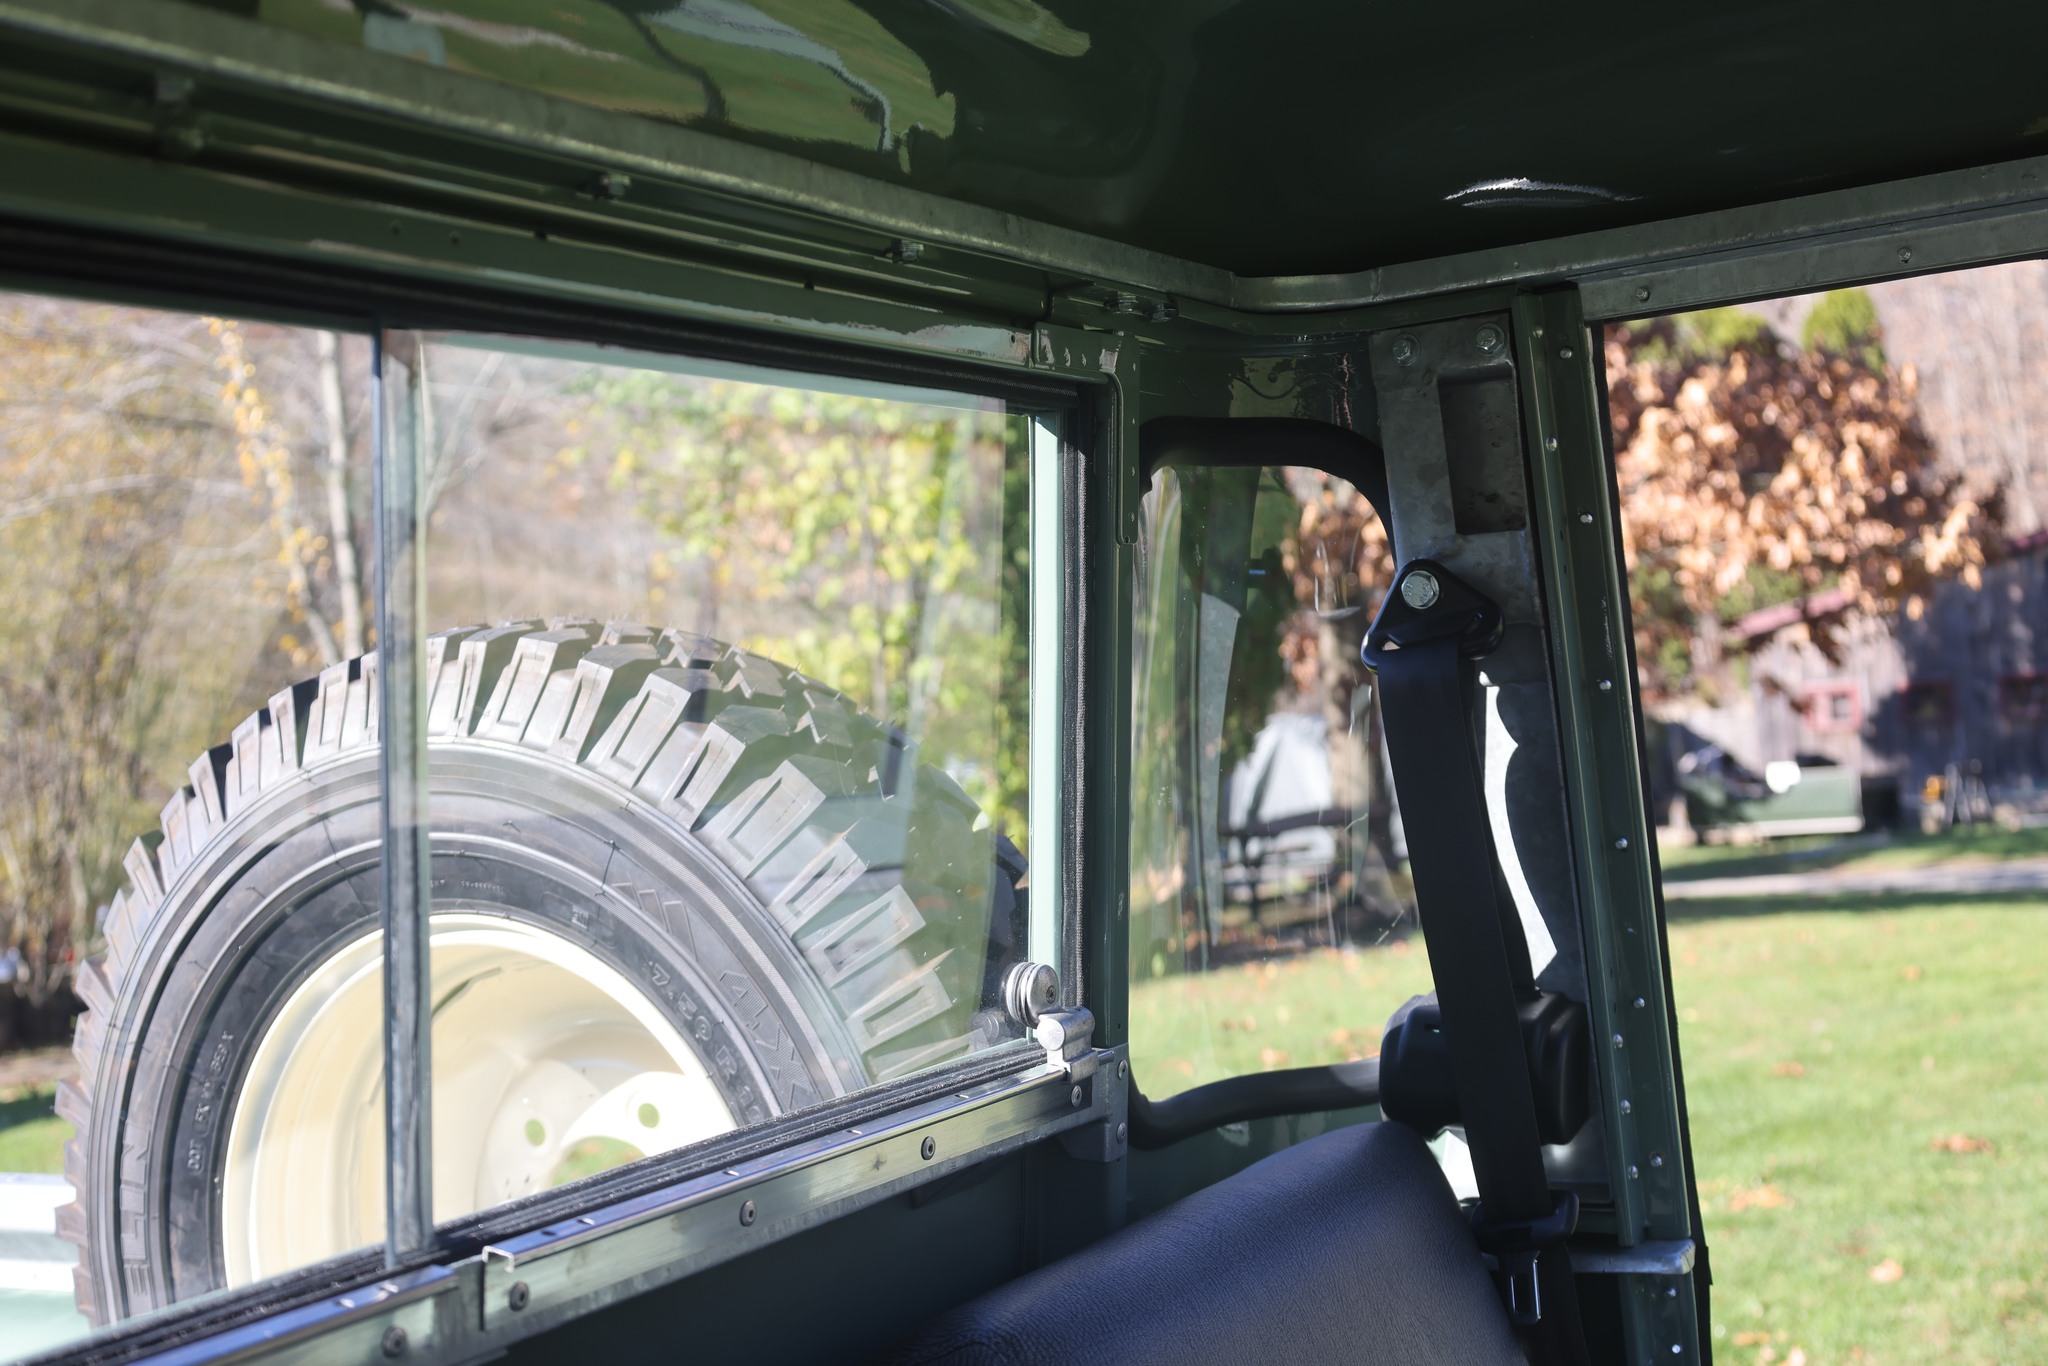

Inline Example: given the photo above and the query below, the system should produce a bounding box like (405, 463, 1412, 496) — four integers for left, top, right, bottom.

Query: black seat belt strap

(1365, 559, 1588, 1363)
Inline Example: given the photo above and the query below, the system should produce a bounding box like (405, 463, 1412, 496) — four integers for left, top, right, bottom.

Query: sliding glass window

(0, 301, 1062, 1361)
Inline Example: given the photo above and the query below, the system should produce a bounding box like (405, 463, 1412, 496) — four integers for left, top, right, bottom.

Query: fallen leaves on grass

(1771, 1061, 1807, 1078)
(1929, 1133, 1995, 1154)
(1218, 1015, 1259, 1034)
(1258, 1047, 1289, 1070)
(1869, 1258, 1905, 1283)
(1729, 1183, 1792, 1212)
(1902, 964, 1925, 981)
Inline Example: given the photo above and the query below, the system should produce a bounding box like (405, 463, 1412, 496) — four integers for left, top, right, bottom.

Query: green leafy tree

(574, 373, 1031, 845)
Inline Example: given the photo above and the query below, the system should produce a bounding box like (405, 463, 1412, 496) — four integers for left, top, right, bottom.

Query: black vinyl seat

(874, 1120, 1523, 1365)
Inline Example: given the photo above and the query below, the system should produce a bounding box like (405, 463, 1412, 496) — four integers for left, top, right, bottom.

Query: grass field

(1129, 888, 2048, 1364)
(0, 1085, 65, 1174)
(1673, 893, 2048, 1364)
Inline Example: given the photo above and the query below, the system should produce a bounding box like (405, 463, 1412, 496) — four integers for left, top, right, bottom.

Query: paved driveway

(1663, 855, 2048, 900)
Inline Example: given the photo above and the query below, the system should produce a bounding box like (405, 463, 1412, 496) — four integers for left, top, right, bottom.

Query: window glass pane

(0, 295, 385, 1359)
(1619, 266, 2048, 1362)
(1128, 464, 1425, 1100)
(406, 335, 1039, 1219)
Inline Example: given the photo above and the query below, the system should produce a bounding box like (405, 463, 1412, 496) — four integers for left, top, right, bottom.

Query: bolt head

(1614, 836, 1630, 850)
(1628, 1164, 1640, 1179)
(1399, 570, 1440, 610)
(1116, 1121, 1129, 1144)
(920, 1135, 937, 1161)
(1475, 324, 1505, 355)
(1545, 436, 1560, 452)
(1117, 1058, 1129, 1080)
(1613, 1032, 1626, 1048)
(1634, 996, 1647, 1009)
(382, 1326, 409, 1358)
(1070, 1083, 1084, 1107)
(508, 1281, 530, 1312)
(1899, 246, 1913, 263)
(739, 1199, 757, 1226)
(1635, 286, 1652, 303)
(1598, 678, 1613, 692)
(1390, 334, 1419, 365)
(1651, 1152, 1666, 1168)
(1558, 346, 1575, 360)
(1619, 1099, 1632, 1114)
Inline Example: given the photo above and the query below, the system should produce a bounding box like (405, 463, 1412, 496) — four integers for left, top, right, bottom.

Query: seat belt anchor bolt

(1399, 569, 1440, 609)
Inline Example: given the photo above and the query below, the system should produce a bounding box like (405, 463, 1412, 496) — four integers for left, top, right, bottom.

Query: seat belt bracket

(1362, 559, 1504, 670)
(1473, 1191, 1580, 1327)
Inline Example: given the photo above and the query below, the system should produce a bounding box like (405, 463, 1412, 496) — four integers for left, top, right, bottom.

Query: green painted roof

(231, 0, 2048, 277)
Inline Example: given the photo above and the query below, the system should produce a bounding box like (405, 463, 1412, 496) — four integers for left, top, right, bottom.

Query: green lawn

(0, 1085, 69, 1174)
(1129, 938, 1435, 1097)
(1673, 894, 2048, 1364)
(1130, 891, 2048, 1364)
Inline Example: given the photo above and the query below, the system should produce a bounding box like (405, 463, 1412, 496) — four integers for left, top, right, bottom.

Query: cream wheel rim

(220, 912, 737, 1286)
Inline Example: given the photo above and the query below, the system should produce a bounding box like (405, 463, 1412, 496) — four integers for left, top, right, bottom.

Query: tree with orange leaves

(1606, 305, 2000, 698)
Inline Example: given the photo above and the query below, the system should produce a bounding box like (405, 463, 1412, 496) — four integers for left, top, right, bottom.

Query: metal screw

(1635, 286, 1652, 303)
(1579, 513, 1594, 524)
(1475, 324, 1505, 355)
(1070, 1084, 1084, 1107)
(1898, 246, 1913, 264)
(381, 1326, 408, 1358)
(1558, 346, 1575, 360)
(1667, 1287, 1679, 1298)
(739, 1199, 757, 1226)
(1532, 326, 1545, 339)
(1672, 1345, 1683, 1356)
(1400, 569, 1441, 610)
(1614, 836, 1630, 850)
(1545, 436, 1560, 452)
(1619, 1099, 1632, 1114)
(1117, 1059, 1129, 1080)
(1116, 1121, 1129, 1144)
(1651, 1152, 1666, 1169)
(920, 1136, 937, 1161)
(888, 238, 924, 264)
(1628, 1164, 1640, 1179)
(1613, 1033, 1626, 1048)
(1598, 679, 1613, 692)
(1148, 300, 1178, 323)
(1391, 335, 1419, 366)
(508, 1281, 530, 1312)
(1634, 997, 1647, 1009)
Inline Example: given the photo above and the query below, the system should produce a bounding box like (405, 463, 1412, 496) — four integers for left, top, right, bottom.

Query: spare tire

(58, 619, 1025, 1321)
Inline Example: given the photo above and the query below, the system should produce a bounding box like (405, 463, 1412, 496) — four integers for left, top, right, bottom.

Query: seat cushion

(873, 1120, 1523, 1366)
